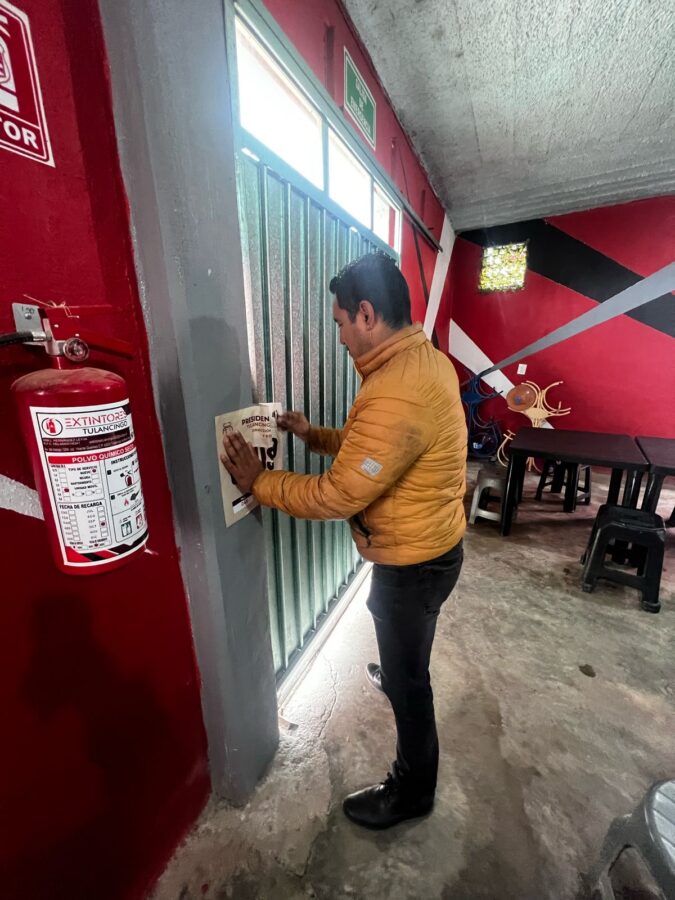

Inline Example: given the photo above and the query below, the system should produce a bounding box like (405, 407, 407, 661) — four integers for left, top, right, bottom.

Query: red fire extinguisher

(6, 303, 149, 575)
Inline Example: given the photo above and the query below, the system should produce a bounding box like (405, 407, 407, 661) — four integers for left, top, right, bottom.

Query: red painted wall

(447, 198, 675, 437)
(0, 2, 209, 898)
(262, 0, 445, 324)
(549, 197, 675, 277)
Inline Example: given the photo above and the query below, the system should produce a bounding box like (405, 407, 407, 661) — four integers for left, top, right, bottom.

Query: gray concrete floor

(152, 466, 675, 900)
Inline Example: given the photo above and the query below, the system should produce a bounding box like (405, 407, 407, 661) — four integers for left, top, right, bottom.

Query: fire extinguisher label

(30, 400, 149, 567)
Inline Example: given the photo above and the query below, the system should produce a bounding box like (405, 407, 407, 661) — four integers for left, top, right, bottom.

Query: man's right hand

(277, 410, 310, 443)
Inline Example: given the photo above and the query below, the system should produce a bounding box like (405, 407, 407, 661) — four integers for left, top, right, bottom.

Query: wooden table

(501, 428, 649, 536)
(637, 437, 675, 519)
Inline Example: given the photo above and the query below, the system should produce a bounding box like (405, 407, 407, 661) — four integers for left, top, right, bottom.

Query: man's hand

(220, 431, 264, 494)
(277, 411, 310, 442)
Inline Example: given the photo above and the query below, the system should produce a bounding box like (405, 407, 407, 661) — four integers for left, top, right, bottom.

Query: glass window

(328, 129, 372, 229)
(235, 21, 323, 189)
(479, 242, 528, 292)
(373, 183, 400, 251)
(234, 18, 402, 251)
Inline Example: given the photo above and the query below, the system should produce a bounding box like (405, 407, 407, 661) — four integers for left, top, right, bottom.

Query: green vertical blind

(237, 151, 393, 677)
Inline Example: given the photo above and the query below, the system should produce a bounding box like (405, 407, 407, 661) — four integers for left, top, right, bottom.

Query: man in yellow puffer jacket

(222, 251, 467, 830)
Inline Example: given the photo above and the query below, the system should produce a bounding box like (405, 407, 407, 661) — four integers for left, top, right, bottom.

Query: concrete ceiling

(343, 0, 675, 230)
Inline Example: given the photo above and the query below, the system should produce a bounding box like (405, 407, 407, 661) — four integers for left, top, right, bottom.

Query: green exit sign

(344, 49, 376, 149)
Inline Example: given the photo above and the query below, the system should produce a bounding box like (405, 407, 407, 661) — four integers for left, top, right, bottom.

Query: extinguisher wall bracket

(11, 304, 79, 360)
(11, 302, 133, 362)
(11, 303, 48, 345)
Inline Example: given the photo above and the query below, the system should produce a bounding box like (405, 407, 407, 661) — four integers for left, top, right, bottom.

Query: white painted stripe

(423, 215, 455, 338)
(449, 320, 553, 428)
(0, 474, 44, 520)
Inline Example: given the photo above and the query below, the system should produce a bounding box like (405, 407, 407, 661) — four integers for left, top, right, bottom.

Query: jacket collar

(355, 323, 427, 379)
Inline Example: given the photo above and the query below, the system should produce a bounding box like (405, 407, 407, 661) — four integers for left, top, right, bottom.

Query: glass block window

(479, 242, 528, 292)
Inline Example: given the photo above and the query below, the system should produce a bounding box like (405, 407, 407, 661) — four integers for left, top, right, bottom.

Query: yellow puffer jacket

(253, 324, 467, 565)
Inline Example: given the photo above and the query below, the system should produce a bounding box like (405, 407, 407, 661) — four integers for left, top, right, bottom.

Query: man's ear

(359, 300, 377, 329)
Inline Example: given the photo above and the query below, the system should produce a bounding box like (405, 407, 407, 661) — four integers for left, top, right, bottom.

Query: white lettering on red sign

(31, 400, 149, 567)
(0, 0, 53, 165)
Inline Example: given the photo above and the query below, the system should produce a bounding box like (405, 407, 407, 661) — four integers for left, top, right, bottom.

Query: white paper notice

(215, 402, 283, 527)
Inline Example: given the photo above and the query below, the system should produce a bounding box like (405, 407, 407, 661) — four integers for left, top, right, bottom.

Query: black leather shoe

(366, 662, 384, 693)
(342, 774, 434, 829)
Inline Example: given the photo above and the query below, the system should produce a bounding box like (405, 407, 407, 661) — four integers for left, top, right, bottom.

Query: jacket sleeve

(306, 425, 343, 457)
(253, 395, 433, 520)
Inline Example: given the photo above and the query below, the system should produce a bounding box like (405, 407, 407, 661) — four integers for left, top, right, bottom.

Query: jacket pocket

(350, 512, 372, 546)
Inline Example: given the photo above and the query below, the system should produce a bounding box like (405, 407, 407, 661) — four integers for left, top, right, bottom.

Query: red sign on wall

(0, 0, 53, 165)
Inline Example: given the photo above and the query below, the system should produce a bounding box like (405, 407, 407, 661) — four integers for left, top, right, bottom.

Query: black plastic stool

(536, 460, 591, 510)
(581, 505, 666, 613)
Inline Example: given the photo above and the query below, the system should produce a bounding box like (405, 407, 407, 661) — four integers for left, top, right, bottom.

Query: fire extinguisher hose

(0, 331, 36, 348)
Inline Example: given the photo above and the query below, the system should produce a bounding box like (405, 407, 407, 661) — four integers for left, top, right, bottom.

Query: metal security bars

(228, 3, 400, 678)
(237, 149, 394, 675)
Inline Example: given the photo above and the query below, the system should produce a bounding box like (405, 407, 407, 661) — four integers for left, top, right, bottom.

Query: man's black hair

(329, 250, 412, 328)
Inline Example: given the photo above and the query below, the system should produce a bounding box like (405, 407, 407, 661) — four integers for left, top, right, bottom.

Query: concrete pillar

(98, 0, 279, 803)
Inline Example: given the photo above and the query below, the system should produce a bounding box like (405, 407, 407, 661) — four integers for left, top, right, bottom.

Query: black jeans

(366, 541, 463, 797)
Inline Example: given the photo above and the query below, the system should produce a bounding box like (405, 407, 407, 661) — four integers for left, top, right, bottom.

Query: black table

(637, 437, 675, 517)
(501, 428, 649, 536)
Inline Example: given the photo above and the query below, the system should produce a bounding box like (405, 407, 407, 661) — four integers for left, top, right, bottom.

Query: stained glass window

(479, 242, 528, 292)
